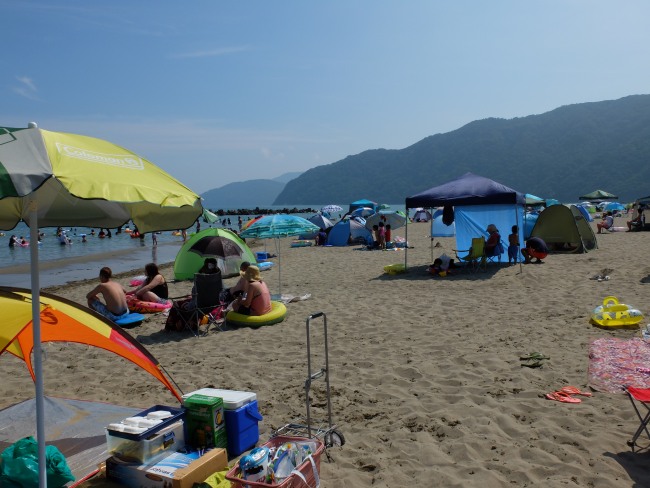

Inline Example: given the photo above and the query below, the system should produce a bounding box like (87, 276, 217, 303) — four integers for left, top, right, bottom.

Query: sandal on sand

(522, 360, 544, 368)
(559, 386, 592, 397)
(545, 391, 581, 403)
(520, 352, 550, 361)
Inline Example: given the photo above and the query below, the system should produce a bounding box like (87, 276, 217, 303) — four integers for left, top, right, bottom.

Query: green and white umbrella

(0, 124, 201, 487)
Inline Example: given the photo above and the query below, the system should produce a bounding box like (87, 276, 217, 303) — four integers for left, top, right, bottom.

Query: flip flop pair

(520, 352, 550, 368)
(520, 352, 550, 361)
(545, 391, 581, 403)
(559, 386, 592, 397)
(545, 386, 592, 403)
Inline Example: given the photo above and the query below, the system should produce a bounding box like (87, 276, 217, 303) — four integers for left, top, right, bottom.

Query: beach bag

(165, 298, 194, 332)
(0, 436, 75, 488)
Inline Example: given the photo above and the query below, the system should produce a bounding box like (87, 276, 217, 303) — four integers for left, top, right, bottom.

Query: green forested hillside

(273, 95, 650, 204)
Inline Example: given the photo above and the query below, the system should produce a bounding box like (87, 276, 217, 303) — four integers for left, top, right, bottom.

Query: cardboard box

(184, 394, 227, 450)
(105, 448, 227, 488)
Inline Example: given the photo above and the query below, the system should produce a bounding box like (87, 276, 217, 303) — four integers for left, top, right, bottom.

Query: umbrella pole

(277, 238, 282, 298)
(29, 206, 48, 488)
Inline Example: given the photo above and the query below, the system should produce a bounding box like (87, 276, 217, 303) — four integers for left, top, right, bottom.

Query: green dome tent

(174, 228, 256, 280)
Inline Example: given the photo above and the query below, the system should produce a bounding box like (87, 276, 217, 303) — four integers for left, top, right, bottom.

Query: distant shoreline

(0, 241, 182, 289)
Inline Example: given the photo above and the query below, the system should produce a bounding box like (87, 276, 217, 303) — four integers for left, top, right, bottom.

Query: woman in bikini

(131, 262, 169, 303)
(232, 265, 272, 316)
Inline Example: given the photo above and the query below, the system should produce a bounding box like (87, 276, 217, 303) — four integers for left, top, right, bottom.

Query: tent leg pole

(517, 207, 523, 274)
(29, 207, 48, 488)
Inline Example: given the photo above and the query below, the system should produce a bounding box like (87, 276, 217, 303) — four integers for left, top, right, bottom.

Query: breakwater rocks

(211, 207, 318, 216)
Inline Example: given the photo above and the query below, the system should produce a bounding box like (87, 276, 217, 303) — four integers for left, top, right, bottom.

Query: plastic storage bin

(105, 404, 186, 441)
(182, 388, 262, 457)
(106, 420, 185, 464)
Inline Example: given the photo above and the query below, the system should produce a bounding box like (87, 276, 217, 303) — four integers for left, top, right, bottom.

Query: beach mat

(589, 337, 650, 393)
(0, 396, 141, 484)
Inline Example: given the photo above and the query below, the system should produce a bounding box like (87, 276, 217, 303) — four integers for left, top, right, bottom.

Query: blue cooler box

(255, 252, 270, 262)
(224, 400, 263, 456)
(181, 388, 262, 457)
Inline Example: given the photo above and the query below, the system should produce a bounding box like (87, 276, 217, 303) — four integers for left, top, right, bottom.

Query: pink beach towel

(589, 337, 650, 393)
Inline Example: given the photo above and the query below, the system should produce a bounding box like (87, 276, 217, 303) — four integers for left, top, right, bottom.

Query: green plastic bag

(0, 436, 75, 488)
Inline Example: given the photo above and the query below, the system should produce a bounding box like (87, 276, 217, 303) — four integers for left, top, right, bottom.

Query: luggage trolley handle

(305, 312, 333, 439)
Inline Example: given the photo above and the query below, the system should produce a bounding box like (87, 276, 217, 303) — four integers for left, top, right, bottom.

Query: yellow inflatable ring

(384, 263, 406, 275)
(590, 295, 644, 329)
(226, 301, 287, 328)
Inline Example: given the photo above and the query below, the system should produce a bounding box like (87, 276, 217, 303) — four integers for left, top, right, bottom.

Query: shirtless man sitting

(86, 267, 129, 321)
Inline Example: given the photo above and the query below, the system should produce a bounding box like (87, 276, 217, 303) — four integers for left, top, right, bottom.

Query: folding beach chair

(453, 237, 487, 273)
(169, 272, 225, 336)
(485, 241, 504, 265)
(624, 386, 650, 451)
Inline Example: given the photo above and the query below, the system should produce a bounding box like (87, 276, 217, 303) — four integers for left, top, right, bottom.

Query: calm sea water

(0, 204, 405, 288)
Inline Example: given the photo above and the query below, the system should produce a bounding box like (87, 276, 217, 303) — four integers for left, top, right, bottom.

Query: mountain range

(201, 171, 302, 209)
(203, 95, 650, 209)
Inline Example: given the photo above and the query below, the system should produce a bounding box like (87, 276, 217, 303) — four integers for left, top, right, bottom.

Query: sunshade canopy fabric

(307, 214, 334, 230)
(365, 210, 407, 230)
(524, 193, 545, 205)
(578, 189, 618, 200)
(349, 199, 378, 213)
(239, 214, 320, 239)
(0, 286, 181, 401)
(0, 127, 201, 232)
(405, 172, 525, 208)
(320, 204, 342, 213)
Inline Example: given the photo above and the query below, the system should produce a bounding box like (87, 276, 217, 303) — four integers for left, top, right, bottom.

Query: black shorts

(237, 305, 251, 315)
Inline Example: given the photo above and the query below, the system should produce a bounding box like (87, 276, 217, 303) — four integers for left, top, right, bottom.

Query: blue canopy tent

(349, 199, 378, 213)
(405, 173, 525, 269)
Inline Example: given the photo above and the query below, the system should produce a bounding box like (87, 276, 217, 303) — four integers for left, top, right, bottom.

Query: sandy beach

(2, 216, 650, 487)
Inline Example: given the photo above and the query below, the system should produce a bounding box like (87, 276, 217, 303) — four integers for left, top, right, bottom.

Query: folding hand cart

(272, 312, 345, 450)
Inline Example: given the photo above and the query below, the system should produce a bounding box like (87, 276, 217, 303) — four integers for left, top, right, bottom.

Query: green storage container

(183, 394, 227, 449)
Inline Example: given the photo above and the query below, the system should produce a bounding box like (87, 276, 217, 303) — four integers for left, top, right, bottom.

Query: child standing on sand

(508, 225, 519, 265)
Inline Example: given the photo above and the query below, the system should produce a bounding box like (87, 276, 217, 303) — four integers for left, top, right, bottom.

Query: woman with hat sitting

(484, 224, 502, 257)
(232, 265, 272, 316)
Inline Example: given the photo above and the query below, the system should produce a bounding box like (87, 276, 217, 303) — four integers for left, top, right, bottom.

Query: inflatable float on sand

(590, 296, 644, 329)
(226, 301, 287, 328)
(127, 295, 172, 314)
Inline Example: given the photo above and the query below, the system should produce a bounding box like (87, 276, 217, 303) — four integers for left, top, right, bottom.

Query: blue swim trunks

(89, 300, 129, 322)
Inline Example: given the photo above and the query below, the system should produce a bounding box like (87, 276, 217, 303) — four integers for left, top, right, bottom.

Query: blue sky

(3, 1, 649, 194)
